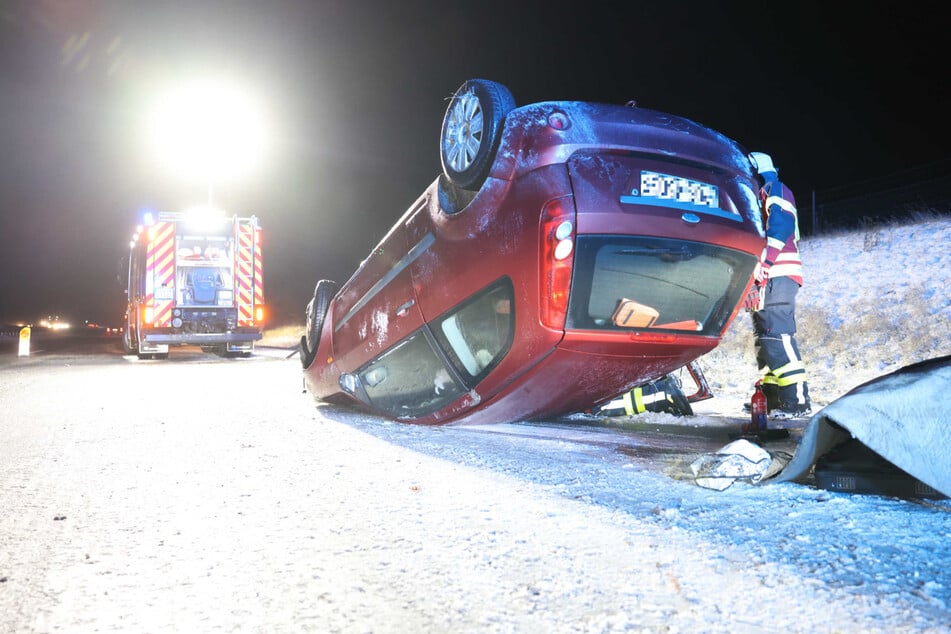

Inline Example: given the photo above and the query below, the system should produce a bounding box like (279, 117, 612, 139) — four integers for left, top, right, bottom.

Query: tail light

(255, 306, 265, 323)
(539, 196, 576, 329)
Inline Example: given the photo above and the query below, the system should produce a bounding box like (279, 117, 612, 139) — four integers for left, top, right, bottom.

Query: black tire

(440, 79, 515, 191)
(301, 279, 339, 368)
(122, 326, 136, 354)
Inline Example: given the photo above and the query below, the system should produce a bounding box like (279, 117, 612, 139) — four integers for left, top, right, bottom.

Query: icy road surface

(0, 339, 948, 632)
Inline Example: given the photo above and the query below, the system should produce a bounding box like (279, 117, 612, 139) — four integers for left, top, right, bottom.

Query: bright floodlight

(147, 77, 269, 187)
(181, 203, 228, 232)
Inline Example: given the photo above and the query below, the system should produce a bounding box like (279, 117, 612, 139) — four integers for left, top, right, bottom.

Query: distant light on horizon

(38, 317, 71, 330)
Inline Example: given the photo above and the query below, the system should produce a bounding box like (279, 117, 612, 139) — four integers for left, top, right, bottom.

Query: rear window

(566, 236, 757, 336)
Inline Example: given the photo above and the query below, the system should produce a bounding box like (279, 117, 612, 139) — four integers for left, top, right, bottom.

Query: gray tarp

(773, 356, 951, 497)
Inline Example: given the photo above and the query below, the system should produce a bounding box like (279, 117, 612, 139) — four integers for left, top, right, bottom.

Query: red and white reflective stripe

(146, 222, 175, 326)
(253, 226, 263, 310)
(770, 252, 804, 281)
(236, 221, 255, 325)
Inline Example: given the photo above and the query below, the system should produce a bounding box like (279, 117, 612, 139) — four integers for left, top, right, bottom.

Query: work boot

(655, 374, 693, 416)
(769, 402, 813, 420)
(771, 382, 811, 419)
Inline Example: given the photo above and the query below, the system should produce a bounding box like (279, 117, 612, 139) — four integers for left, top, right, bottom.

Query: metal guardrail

(0, 326, 24, 339)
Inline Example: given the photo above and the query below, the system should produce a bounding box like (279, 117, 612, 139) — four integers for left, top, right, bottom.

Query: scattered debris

(691, 439, 791, 491)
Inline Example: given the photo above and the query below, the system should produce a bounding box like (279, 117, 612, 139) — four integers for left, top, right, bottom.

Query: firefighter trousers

(752, 276, 810, 409)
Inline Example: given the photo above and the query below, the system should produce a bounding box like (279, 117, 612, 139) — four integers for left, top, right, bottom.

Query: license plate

(639, 170, 718, 207)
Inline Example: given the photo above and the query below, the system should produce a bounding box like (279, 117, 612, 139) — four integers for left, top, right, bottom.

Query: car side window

(343, 278, 515, 419)
(356, 330, 466, 419)
(433, 278, 515, 384)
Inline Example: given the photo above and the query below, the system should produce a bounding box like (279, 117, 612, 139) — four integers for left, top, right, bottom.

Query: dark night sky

(0, 0, 947, 326)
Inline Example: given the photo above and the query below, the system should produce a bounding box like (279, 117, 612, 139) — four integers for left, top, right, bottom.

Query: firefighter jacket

(760, 180, 803, 285)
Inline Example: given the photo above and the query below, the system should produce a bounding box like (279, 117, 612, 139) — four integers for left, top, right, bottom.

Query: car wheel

(301, 279, 339, 368)
(440, 79, 515, 191)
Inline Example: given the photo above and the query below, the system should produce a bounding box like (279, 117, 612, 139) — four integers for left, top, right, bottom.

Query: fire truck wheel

(122, 329, 136, 354)
(302, 279, 339, 368)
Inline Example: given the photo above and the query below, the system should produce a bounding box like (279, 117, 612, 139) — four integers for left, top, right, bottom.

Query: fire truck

(122, 209, 264, 358)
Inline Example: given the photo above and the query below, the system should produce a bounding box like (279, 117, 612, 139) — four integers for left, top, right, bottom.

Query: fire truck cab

(123, 209, 264, 358)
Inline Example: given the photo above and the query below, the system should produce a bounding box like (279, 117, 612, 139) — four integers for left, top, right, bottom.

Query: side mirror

(339, 371, 372, 408)
(339, 372, 360, 395)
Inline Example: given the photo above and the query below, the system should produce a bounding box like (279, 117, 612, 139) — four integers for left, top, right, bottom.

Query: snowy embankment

(698, 215, 951, 409)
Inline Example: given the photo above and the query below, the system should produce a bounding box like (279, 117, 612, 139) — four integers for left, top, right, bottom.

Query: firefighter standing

(747, 152, 812, 418)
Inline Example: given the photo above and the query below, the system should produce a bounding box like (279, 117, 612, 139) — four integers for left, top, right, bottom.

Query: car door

(330, 198, 473, 420)
(329, 202, 427, 376)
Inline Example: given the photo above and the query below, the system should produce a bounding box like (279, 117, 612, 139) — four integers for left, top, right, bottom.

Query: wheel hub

(446, 91, 483, 172)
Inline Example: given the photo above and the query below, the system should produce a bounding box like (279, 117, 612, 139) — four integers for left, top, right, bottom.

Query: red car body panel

(302, 97, 764, 425)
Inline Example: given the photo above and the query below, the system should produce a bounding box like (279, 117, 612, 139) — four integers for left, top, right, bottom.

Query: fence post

(811, 190, 818, 234)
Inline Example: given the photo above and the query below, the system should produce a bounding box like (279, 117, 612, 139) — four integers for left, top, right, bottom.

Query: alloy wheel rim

(444, 89, 484, 173)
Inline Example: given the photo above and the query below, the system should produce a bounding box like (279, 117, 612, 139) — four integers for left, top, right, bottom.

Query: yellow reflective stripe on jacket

(771, 358, 807, 386)
(622, 390, 636, 415)
(632, 388, 647, 413)
(761, 374, 779, 386)
(623, 388, 648, 414)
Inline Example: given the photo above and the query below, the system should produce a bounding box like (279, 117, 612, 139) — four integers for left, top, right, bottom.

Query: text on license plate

(640, 171, 718, 208)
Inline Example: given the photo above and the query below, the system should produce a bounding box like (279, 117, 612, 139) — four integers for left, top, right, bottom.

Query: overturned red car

(300, 79, 764, 425)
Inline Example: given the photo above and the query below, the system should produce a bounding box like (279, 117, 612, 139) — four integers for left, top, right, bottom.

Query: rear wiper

(612, 247, 694, 261)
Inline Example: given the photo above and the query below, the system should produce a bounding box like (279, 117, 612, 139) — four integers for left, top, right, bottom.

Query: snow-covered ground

(2, 217, 949, 632)
(289, 216, 951, 630)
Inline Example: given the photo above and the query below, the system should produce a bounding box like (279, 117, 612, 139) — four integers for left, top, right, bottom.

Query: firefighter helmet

(749, 151, 778, 177)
